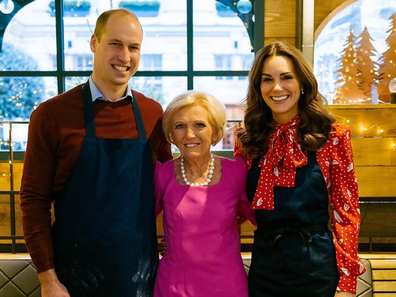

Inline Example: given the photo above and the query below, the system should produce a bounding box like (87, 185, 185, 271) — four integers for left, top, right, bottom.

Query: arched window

(314, 0, 396, 104)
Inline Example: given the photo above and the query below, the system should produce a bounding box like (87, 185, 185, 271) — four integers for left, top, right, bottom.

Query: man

(20, 9, 172, 297)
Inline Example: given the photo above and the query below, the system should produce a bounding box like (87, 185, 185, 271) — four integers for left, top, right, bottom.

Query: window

(0, 0, 263, 147)
(140, 54, 163, 71)
(215, 54, 253, 80)
(74, 55, 94, 71)
(0, 0, 262, 123)
(0, 0, 263, 252)
(314, 0, 396, 104)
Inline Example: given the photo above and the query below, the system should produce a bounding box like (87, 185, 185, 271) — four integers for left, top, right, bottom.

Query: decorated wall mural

(314, 0, 396, 104)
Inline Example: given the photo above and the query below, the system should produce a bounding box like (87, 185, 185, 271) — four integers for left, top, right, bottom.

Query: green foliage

(0, 44, 45, 120)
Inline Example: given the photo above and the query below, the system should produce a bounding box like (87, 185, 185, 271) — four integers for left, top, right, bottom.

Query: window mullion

(55, 0, 65, 94)
(187, 0, 194, 90)
(254, 0, 265, 53)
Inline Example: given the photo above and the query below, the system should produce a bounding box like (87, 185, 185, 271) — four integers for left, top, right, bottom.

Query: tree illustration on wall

(334, 31, 368, 104)
(314, 1, 396, 105)
(377, 12, 396, 103)
(355, 26, 381, 102)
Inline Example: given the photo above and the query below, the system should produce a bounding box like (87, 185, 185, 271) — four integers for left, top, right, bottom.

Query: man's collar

(89, 76, 133, 103)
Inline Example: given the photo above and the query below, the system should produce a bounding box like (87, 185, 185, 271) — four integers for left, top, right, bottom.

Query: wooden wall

(330, 105, 396, 199)
(264, 0, 296, 45)
(264, 0, 352, 46)
(0, 162, 24, 247)
(330, 105, 396, 250)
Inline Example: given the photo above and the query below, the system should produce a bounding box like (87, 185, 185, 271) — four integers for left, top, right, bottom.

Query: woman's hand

(334, 291, 355, 297)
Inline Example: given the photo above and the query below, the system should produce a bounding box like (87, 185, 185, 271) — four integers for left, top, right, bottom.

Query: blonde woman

(154, 91, 255, 297)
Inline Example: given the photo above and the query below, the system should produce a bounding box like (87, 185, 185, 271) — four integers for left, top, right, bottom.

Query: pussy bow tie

(251, 116, 308, 210)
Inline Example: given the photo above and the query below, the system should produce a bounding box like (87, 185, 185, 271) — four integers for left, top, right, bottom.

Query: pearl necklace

(180, 154, 215, 186)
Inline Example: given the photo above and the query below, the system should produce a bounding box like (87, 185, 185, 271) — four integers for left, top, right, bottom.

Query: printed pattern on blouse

(234, 123, 366, 294)
(250, 115, 308, 210)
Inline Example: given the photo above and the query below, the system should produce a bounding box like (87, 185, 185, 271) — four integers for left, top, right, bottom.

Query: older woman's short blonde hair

(162, 91, 226, 145)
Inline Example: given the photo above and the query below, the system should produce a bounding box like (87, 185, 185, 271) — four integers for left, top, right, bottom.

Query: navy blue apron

(248, 152, 339, 297)
(52, 81, 158, 297)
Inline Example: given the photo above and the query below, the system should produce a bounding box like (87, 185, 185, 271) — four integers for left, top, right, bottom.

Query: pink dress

(154, 156, 255, 297)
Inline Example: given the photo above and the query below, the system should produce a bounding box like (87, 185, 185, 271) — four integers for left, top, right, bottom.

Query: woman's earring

(300, 87, 304, 94)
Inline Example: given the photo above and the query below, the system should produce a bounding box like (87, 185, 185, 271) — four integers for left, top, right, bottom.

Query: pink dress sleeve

(328, 125, 366, 293)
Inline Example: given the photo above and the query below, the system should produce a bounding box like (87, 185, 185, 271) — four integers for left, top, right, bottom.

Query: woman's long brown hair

(238, 42, 335, 158)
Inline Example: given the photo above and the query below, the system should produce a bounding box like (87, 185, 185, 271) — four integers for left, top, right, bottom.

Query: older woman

(154, 91, 255, 297)
(235, 41, 365, 297)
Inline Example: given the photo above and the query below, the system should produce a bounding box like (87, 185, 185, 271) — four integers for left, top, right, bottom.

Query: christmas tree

(377, 13, 396, 103)
(355, 26, 381, 103)
(334, 31, 367, 104)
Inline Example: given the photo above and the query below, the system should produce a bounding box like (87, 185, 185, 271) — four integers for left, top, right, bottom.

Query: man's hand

(158, 235, 166, 257)
(334, 291, 355, 297)
(38, 269, 70, 297)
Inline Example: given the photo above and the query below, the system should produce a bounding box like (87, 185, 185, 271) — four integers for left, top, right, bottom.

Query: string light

(332, 110, 393, 141)
(359, 125, 366, 133)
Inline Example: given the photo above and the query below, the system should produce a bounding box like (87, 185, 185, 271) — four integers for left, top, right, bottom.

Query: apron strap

(246, 157, 261, 203)
(82, 81, 147, 140)
(82, 81, 96, 138)
(131, 90, 147, 140)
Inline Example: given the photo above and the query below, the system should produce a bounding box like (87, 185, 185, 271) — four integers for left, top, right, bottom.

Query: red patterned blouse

(234, 123, 366, 294)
